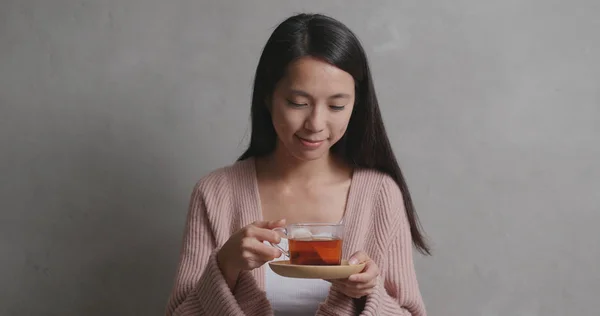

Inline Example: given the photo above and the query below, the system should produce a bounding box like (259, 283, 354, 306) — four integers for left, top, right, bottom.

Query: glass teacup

(270, 223, 344, 265)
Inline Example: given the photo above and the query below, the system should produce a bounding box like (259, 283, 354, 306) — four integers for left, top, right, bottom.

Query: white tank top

(264, 238, 331, 315)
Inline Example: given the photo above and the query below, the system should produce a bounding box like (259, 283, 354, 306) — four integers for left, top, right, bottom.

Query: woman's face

(270, 56, 355, 161)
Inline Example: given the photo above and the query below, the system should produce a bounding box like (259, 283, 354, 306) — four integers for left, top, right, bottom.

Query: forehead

(279, 56, 355, 96)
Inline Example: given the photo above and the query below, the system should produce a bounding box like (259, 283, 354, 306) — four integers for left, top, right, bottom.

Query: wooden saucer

(268, 259, 365, 279)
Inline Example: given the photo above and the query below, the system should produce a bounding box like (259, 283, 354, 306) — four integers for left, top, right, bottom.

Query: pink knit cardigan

(165, 158, 427, 315)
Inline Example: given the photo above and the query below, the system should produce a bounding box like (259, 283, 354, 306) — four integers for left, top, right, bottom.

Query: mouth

(296, 135, 325, 148)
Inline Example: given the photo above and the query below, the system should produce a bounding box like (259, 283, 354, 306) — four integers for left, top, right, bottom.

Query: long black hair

(239, 13, 430, 255)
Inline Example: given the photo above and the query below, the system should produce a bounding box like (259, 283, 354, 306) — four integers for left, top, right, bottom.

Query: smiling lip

(296, 136, 325, 148)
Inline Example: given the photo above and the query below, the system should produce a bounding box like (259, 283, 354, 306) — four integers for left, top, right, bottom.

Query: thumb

(267, 219, 287, 229)
(250, 220, 270, 228)
(348, 251, 369, 265)
(251, 219, 286, 229)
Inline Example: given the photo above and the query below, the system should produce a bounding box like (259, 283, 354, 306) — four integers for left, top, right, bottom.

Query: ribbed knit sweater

(165, 158, 427, 315)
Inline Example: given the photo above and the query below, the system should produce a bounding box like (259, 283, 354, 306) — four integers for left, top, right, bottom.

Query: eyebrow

(290, 89, 351, 99)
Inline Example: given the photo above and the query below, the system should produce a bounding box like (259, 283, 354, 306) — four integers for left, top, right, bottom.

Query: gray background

(1, 0, 599, 315)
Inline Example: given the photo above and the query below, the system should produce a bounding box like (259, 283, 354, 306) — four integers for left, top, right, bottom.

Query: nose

(303, 106, 326, 133)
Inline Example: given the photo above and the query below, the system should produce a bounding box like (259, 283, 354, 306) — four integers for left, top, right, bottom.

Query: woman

(165, 13, 429, 316)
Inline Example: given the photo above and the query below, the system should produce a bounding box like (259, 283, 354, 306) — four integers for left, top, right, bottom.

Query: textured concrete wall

(1, 1, 599, 315)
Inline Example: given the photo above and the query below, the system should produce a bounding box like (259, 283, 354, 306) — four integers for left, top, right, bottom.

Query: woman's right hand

(216, 219, 286, 289)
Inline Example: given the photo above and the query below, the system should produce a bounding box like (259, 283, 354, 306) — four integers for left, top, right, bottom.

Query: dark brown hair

(239, 13, 430, 255)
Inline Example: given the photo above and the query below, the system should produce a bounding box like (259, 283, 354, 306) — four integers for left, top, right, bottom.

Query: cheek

(271, 111, 288, 137)
(271, 105, 301, 135)
(332, 112, 353, 137)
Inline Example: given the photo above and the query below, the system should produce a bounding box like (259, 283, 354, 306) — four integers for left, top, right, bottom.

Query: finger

(348, 271, 375, 283)
(325, 278, 352, 285)
(242, 237, 282, 259)
(333, 277, 377, 291)
(348, 251, 369, 265)
(251, 219, 286, 229)
(356, 288, 376, 298)
(345, 284, 376, 298)
(244, 225, 281, 243)
(267, 219, 286, 229)
(351, 278, 378, 290)
(348, 261, 379, 282)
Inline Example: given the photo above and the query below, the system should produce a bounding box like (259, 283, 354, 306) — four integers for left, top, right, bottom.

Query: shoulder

(192, 158, 253, 198)
(359, 168, 407, 226)
(358, 168, 404, 202)
(185, 159, 255, 228)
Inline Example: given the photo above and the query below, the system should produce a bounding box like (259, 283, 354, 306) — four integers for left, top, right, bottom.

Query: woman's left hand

(329, 251, 380, 299)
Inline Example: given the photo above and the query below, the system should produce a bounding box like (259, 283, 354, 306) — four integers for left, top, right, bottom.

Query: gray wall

(1, 1, 599, 315)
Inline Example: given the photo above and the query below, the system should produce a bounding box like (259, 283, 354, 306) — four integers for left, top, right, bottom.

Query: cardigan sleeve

(316, 175, 427, 316)
(360, 221, 427, 315)
(164, 182, 272, 316)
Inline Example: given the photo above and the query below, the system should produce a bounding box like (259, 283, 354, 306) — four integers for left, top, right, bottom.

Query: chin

(291, 149, 329, 161)
(277, 138, 333, 161)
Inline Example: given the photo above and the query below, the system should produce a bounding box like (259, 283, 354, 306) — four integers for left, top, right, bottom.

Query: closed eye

(330, 105, 346, 111)
(286, 100, 308, 107)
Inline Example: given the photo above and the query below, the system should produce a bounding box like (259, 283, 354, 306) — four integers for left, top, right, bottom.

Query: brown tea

(289, 237, 342, 265)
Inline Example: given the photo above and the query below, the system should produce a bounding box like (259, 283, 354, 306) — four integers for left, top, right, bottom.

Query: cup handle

(269, 227, 289, 258)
